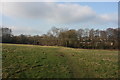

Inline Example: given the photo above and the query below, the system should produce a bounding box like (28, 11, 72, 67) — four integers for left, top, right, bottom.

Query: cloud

(9, 26, 43, 35)
(1, 2, 118, 24)
(1, 0, 119, 2)
(90, 13, 118, 25)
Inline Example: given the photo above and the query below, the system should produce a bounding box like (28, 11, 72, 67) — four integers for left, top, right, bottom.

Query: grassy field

(2, 43, 118, 78)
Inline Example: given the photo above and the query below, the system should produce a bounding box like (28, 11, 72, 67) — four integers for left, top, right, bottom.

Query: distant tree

(59, 29, 78, 48)
(1, 26, 119, 49)
(1, 27, 12, 43)
(77, 29, 84, 41)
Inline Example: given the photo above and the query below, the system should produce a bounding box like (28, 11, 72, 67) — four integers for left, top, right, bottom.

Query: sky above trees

(0, 2, 118, 35)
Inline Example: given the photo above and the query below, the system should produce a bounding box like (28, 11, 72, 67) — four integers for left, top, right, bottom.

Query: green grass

(2, 43, 118, 78)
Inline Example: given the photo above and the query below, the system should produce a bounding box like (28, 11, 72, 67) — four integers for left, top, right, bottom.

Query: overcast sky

(0, 2, 118, 35)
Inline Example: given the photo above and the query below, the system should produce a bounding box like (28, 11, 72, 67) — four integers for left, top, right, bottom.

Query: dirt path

(59, 48, 81, 78)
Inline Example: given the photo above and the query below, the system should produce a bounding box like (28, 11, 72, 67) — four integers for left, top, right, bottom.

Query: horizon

(0, 26, 119, 36)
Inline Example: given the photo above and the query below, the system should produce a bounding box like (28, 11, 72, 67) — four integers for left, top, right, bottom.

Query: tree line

(0, 27, 120, 49)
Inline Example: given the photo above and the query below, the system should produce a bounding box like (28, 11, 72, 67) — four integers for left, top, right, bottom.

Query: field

(2, 44, 118, 78)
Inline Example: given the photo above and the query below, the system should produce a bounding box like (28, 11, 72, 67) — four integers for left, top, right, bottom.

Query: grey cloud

(1, 2, 118, 24)
(9, 26, 43, 35)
